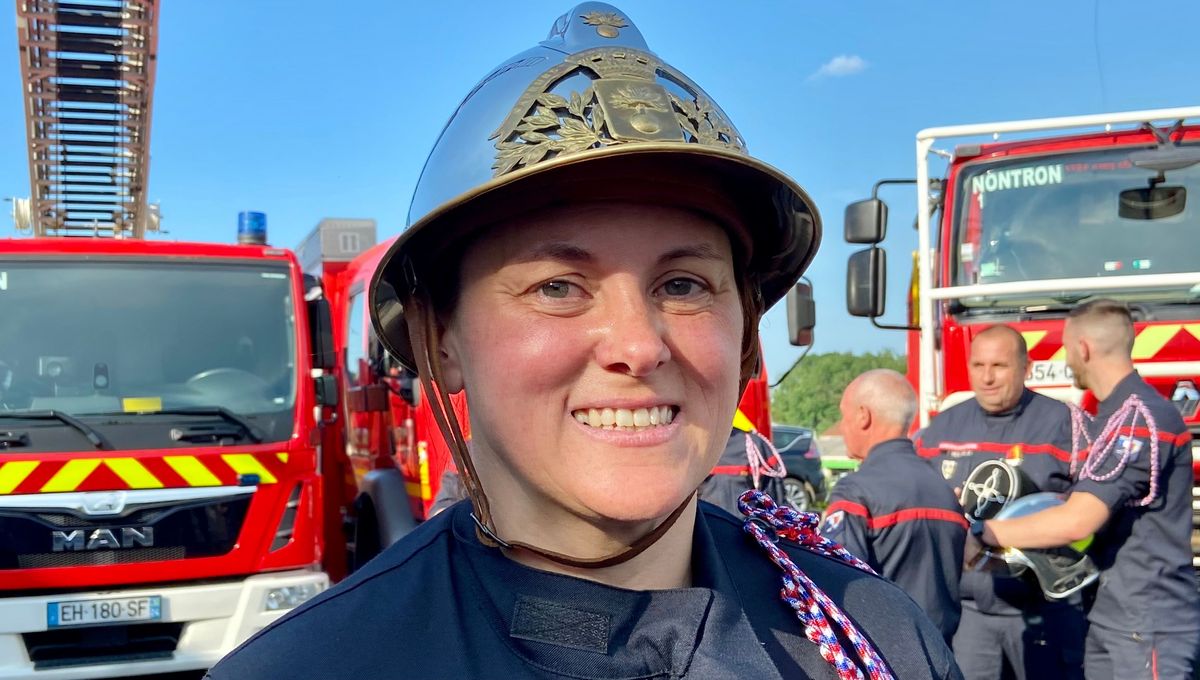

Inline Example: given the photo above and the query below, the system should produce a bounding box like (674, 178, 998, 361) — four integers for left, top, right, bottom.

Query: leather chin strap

(406, 288, 695, 570)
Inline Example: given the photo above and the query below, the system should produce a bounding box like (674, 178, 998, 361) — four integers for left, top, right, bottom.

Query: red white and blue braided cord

(738, 490, 895, 680)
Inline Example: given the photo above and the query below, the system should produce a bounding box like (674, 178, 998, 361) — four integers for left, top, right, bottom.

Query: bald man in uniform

(822, 369, 967, 643)
(973, 300, 1199, 680)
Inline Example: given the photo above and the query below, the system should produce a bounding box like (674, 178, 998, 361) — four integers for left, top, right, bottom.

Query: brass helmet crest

(372, 2, 821, 370)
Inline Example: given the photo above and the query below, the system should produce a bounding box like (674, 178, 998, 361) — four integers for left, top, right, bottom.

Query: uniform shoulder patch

(941, 460, 957, 480)
(1115, 435, 1144, 461)
(821, 510, 845, 535)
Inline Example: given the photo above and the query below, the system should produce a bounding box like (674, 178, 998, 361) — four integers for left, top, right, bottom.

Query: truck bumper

(0, 568, 328, 679)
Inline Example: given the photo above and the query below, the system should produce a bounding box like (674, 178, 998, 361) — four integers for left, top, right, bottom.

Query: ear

(1078, 337, 1092, 364)
(1023, 359, 1034, 381)
(857, 404, 872, 431)
(435, 319, 466, 394)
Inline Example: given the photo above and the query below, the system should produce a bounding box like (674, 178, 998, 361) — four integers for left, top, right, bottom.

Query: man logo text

(52, 527, 154, 551)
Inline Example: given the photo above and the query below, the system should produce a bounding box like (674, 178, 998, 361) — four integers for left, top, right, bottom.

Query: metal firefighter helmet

(972, 492, 1100, 600)
(370, 1, 821, 371)
(959, 459, 1034, 523)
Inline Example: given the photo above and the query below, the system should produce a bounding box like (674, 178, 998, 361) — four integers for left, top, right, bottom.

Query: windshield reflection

(0, 260, 296, 438)
(952, 145, 1200, 306)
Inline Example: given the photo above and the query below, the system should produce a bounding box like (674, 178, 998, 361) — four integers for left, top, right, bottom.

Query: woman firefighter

(207, 4, 960, 678)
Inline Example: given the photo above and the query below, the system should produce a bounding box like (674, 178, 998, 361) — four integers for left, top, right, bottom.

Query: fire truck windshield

(0, 260, 297, 439)
(951, 144, 1200, 307)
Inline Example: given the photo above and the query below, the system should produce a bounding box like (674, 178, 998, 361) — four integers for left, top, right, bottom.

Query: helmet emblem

(965, 468, 1009, 516)
(490, 48, 746, 177)
(580, 11, 627, 38)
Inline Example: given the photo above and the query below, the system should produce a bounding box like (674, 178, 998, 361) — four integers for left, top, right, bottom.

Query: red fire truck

(842, 107, 1200, 565)
(327, 230, 791, 566)
(0, 223, 346, 677)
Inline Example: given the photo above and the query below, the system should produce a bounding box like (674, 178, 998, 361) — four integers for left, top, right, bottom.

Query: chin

(572, 474, 700, 524)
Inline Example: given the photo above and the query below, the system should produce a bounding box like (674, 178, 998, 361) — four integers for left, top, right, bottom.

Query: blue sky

(2, 1, 1198, 382)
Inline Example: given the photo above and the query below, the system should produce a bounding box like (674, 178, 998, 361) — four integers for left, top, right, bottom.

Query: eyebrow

(518, 242, 726, 265)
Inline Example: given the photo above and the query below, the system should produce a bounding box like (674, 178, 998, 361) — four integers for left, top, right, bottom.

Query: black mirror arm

(871, 178, 918, 199)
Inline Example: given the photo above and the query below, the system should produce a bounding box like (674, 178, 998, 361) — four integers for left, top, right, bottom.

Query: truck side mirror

(847, 248, 886, 317)
(307, 298, 335, 370)
(786, 282, 816, 347)
(315, 374, 339, 407)
(845, 199, 888, 244)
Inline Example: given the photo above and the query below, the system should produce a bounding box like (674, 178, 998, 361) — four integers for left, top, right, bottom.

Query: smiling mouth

(571, 405, 677, 430)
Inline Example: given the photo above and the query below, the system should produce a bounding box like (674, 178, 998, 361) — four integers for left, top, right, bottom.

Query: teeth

(572, 405, 676, 430)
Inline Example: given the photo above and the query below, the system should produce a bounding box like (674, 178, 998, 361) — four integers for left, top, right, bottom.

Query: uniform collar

(1097, 371, 1142, 417)
(448, 501, 781, 678)
(862, 437, 917, 467)
(973, 388, 1034, 420)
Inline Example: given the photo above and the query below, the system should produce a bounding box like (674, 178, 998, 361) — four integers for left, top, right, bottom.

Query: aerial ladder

(13, 0, 159, 237)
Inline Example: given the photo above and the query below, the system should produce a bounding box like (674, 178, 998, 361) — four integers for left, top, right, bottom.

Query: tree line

(771, 351, 906, 434)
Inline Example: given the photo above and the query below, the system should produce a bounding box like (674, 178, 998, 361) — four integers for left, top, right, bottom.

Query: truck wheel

(782, 477, 816, 513)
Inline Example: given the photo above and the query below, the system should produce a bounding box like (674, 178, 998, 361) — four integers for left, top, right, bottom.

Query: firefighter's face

(968, 333, 1030, 413)
(439, 202, 744, 541)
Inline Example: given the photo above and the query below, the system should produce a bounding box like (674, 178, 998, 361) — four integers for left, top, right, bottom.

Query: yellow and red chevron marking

(1020, 324, 1200, 362)
(0, 452, 289, 495)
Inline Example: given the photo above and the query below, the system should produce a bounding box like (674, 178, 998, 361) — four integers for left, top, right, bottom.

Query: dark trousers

(953, 603, 1086, 680)
(1084, 622, 1199, 680)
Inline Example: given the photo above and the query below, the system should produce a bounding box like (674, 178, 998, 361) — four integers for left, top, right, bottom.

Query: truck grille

(23, 622, 183, 669)
(18, 547, 184, 569)
(0, 494, 251, 570)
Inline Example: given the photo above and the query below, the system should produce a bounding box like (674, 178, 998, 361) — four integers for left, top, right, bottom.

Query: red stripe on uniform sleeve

(826, 500, 871, 518)
(1113, 426, 1192, 447)
(867, 508, 969, 530)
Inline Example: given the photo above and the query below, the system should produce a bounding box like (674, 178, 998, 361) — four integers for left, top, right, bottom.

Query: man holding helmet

(207, 3, 959, 679)
(915, 325, 1086, 679)
(970, 300, 1199, 679)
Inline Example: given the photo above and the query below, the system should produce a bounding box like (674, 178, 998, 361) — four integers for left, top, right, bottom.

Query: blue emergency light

(238, 211, 268, 245)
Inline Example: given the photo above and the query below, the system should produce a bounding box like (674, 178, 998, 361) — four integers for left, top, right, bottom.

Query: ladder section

(15, 0, 159, 237)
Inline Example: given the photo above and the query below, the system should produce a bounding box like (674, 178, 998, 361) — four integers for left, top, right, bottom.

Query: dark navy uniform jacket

(822, 438, 968, 642)
(699, 428, 787, 517)
(1072, 372, 1199, 634)
(207, 500, 962, 679)
(914, 390, 1072, 615)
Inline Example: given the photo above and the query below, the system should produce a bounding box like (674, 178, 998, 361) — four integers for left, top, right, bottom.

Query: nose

(594, 286, 671, 377)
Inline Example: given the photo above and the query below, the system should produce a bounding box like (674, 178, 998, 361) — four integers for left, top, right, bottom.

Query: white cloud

(808, 54, 868, 81)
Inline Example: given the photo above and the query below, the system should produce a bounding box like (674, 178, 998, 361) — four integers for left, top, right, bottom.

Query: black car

(771, 424, 825, 512)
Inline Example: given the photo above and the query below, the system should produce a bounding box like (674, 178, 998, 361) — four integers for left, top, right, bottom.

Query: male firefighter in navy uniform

(915, 324, 1086, 678)
(699, 410, 787, 517)
(823, 369, 967, 643)
(973, 300, 1199, 680)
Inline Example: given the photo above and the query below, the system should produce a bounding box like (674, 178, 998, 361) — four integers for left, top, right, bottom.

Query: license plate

(48, 595, 161, 628)
(1028, 360, 1074, 387)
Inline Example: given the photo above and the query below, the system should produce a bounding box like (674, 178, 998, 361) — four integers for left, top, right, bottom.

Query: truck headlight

(263, 583, 324, 612)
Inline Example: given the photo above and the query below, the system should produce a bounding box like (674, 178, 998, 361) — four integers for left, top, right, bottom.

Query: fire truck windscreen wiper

(0, 410, 112, 450)
(111, 407, 266, 444)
